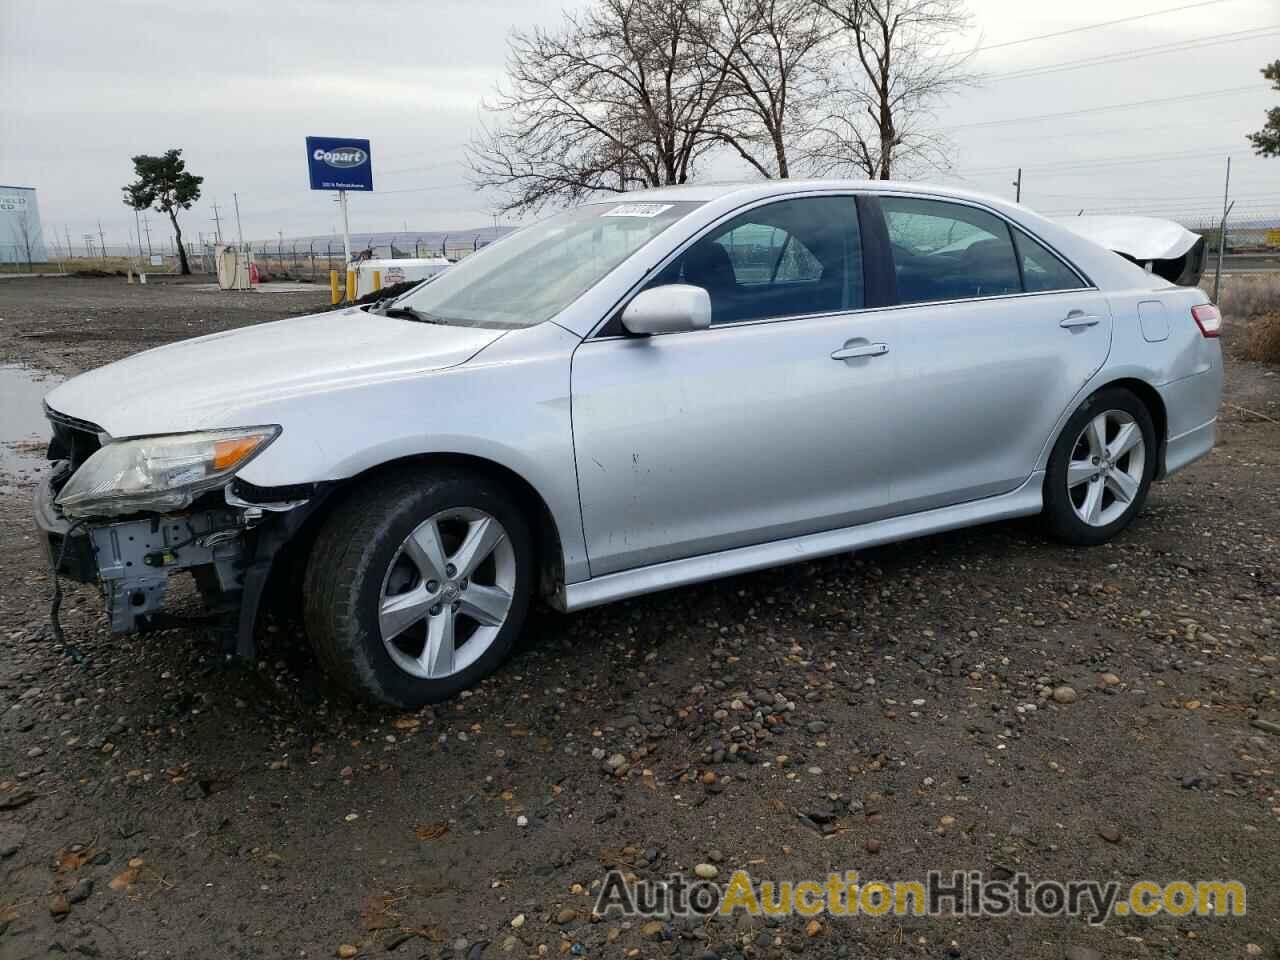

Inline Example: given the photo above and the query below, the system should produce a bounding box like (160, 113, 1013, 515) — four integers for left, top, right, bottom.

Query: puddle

(0, 363, 62, 493)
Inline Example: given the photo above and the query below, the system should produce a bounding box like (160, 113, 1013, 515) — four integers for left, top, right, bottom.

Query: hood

(44, 307, 505, 437)
(1058, 216, 1201, 261)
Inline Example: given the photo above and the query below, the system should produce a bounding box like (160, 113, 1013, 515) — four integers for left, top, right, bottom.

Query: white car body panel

(45, 307, 504, 436)
(1059, 215, 1202, 262)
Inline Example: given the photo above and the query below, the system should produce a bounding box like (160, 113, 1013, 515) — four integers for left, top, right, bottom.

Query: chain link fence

(3, 218, 1273, 275)
(0, 235, 489, 276)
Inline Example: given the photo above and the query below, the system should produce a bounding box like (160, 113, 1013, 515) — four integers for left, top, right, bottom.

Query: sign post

(305, 136, 373, 273)
(339, 190, 352, 267)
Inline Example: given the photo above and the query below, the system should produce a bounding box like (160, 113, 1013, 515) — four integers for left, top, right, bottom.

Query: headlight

(56, 426, 281, 518)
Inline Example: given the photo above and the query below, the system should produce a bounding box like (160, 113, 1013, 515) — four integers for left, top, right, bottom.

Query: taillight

(1191, 304, 1221, 338)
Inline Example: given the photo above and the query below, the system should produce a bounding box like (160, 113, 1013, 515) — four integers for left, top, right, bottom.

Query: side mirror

(621, 284, 712, 336)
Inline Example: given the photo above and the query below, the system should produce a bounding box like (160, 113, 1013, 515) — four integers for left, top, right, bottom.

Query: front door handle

(1060, 311, 1101, 329)
(831, 342, 889, 360)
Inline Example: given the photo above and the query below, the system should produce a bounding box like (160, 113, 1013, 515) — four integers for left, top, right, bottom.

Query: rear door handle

(831, 342, 889, 360)
(1060, 311, 1101, 329)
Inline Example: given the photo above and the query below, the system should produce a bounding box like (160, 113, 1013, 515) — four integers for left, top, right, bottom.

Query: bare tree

(807, 0, 972, 180)
(468, 0, 735, 214)
(12, 211, 38, 272)
(697, 0, 836, 178)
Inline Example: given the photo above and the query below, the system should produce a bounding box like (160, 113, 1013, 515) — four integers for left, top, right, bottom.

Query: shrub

(1244, 313, 1280, 363)
(1218, 275, 1280, 320)
(1217, 276, 1280, 362)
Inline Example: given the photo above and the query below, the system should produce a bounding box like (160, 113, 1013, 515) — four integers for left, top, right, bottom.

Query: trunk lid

(1058, 215, 1207, 287)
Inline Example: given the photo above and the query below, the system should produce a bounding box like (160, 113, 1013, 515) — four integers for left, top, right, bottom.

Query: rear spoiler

(1057, 215, 1206, 287)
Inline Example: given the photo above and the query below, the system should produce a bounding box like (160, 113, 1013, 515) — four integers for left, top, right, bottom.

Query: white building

(0, 185, 49, 265)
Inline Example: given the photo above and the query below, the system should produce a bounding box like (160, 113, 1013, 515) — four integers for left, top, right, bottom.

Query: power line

(1017, 189, 1280, 206)
(953, 144, 1248, 180)
(972, 0, 1235, 52)
(1039, 195, 1280, 211)
(964, 111, 1264, 147)
(1040, 204, 1279, 218)
(365, 183, 470, 197)
(984, 25, 1280, 82)
(945, 84, 1262, 130)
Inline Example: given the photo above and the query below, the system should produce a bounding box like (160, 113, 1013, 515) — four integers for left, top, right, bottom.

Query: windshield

(395, 201, 702, 328)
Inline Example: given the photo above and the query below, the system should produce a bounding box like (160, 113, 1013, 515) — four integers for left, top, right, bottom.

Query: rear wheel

(303, 468, 533, 708)
(1044, 387, 1156, 546)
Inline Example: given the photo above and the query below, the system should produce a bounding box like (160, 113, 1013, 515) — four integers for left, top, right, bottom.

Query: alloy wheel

(1066, 409, 1146, 528)
(378, 508, 516, 679)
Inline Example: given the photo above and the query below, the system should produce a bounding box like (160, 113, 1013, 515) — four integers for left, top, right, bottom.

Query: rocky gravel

(0, 276, 1278, 959)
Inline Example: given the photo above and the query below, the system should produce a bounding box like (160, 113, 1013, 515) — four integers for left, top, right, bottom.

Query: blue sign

(306, 136, 373, 191)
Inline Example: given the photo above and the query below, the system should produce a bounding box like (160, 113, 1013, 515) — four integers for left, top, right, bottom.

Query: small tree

(808, 0, 972, 180)
(12, 211, 37, 272)
(1247, 60, 1280, 158)
(122, 149, 203, 274)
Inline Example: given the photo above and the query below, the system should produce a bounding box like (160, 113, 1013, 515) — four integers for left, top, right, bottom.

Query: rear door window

(1013, 227, 1086, 292)
(881, 197, 1022, 304)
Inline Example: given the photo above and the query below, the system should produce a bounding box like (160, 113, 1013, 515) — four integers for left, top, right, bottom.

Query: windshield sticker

(601, 203, 674, 219)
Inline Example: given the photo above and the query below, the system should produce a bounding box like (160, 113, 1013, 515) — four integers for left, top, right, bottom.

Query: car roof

(580, 179, 1010, 207)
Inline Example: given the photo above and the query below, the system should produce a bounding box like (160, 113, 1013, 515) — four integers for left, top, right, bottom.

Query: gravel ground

(0, 276, 1278, 960)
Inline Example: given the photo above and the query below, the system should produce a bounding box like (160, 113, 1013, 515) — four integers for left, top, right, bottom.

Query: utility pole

(64, 226, 73, 260)
(1012, 168, 1022, 203)
(142, 216, 153, 257)
(234, 192, 245, 250)
(1212, 156, 1232, 303)
(209, 200, 223, 245)
(97, 220, 106, 258)
(133, 208, 144, 263)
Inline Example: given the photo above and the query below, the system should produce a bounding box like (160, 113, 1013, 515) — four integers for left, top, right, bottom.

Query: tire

(303, 467, 534, 709)
(1043, 387, 1157, 546)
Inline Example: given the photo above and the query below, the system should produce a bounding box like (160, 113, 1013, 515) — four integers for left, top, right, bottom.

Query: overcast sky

(1, 0, 1276, 251)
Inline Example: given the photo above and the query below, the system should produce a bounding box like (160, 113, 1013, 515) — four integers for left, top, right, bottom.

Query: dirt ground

(0, 275, 1277, 960)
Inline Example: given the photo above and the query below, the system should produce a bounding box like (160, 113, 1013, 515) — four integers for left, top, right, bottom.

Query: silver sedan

(37, 181, 1223, 707)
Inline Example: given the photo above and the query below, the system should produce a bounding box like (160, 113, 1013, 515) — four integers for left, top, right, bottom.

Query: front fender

(234, 323, 589, 582)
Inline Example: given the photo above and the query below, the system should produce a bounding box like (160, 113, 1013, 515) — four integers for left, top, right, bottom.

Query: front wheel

(1043, 387, 1157, 546)
(303, 468, 534, 708)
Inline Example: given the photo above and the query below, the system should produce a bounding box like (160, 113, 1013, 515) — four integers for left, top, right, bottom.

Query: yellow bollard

(329, 270, 340, 305)
(346, 269, 356, 303)
(372, 270, 381, 293)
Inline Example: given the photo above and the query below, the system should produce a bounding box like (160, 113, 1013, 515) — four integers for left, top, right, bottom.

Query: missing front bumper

(34, 466, 249, 633)
(88, 509, 247, 632)
(35, 467, 329, 655)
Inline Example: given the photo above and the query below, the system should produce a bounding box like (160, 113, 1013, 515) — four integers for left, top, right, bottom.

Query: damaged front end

(35, 406, 322, 656)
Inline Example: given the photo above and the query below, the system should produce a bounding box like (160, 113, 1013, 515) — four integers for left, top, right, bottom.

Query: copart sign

(306, 136, 374, 192)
